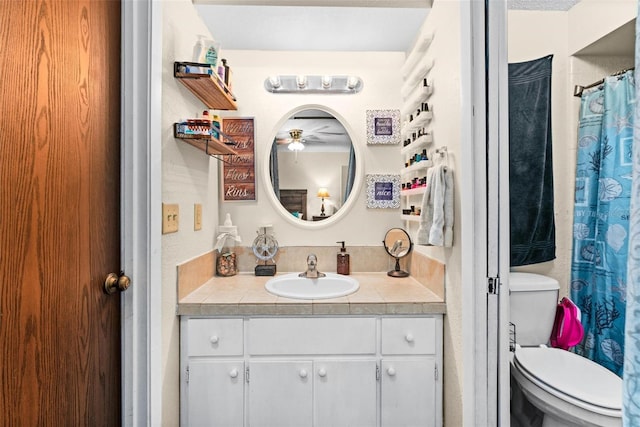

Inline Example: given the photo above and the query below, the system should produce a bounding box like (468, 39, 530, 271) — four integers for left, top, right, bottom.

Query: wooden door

(0, 1, 122, 425)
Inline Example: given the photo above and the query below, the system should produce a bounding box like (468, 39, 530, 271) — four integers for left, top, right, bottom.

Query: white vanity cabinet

(380, 317, 439, 427)
(248, 359, 378, 427)
(180, 315, 443, 427)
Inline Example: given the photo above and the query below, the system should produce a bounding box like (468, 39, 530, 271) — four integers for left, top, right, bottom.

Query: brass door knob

(104, 271, 131, 295)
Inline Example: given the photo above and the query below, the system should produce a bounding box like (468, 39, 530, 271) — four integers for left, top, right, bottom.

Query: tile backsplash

(177, 246, 445, 301)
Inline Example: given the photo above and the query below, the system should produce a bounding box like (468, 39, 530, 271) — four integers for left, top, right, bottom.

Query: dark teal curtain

(343, 145, 356, 204)
(270, 141, 280, 199)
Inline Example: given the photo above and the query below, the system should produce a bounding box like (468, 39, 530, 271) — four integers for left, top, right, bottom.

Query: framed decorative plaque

(221, 117, 256, 201)
(366, 174, 400, 209)
(366, 109, 401, 145)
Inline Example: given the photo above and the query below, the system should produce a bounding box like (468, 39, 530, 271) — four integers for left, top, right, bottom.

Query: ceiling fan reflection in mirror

(275, 111, 351, 152)
(286, 128, 305, 152)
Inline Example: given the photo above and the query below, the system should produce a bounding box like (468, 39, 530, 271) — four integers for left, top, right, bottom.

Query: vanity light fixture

(317, 188, 330, 216)
(264, 75, 363, 94)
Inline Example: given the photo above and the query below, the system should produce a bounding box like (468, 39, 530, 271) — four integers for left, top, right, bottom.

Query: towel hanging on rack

(416, 164, 454, 247)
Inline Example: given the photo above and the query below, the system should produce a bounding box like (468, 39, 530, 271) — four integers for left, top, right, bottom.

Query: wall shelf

(401, 30, 435, 230)
(401, 56, 434, 99)
(174, 61, 237, 110)
(401, 160, 433, 175)
(401, 187, 427, 197)
(173, 123, 238, 156)
(401, 33, 434, 78)
(402, 112, 433, 136)
(401, 86, 433, 117)
(401, 134, 433, 156)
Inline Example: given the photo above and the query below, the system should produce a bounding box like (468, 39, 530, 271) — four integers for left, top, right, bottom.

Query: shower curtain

(570, 70, 634, 378)
(623, 8, 640, 424)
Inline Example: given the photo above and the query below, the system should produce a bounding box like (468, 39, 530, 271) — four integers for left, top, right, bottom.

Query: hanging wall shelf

(173, 123, 238, 157)
(174, 61, 237, 111)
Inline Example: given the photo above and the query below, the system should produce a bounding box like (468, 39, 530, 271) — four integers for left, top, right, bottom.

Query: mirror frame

(262, 104, 363, 229)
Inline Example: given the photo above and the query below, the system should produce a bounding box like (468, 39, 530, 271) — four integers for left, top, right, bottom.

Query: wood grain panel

(0, 1, 121, 425)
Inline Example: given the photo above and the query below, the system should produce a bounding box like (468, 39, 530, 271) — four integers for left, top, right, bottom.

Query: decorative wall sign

(366, 174, 400, 209)
(366, 109, 401, 145)
(222, 117, 256, 201)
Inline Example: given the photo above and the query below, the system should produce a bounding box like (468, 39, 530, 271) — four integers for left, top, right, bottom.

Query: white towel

(416, 165, 454, 247)
(443, 168, 454, 246)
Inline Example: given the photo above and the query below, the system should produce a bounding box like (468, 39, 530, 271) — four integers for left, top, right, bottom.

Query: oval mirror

(265, 107, 359, 226)
(383, 228, 413, 277)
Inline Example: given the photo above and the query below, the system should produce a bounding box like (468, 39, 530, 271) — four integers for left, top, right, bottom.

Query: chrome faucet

(299, 254, 325, 279)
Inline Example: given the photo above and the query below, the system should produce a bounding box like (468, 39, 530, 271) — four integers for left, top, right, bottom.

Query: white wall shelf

(402, 112, 433, 136)
(401, 134, 433, 156)
(401, 57, 435, 99)
(401, 33, 434, 79)
(401, 160, 433, 176)
(401, 85, 433, 118)
(401, 187, 427, 197)
(401, 29, 436, 229)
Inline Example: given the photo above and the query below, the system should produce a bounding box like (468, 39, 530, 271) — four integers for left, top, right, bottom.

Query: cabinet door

(381, 359, 436, 427)
(249, 361, 313, 427)
(314, 360, 377, 427)
(187, 360, 244, 427)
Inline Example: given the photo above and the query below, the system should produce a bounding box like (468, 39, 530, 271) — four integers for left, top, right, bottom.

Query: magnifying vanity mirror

(383, 228, 413, 277)
(265, 106, 360, 227)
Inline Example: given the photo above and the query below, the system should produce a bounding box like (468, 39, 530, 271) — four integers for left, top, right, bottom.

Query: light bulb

(322, 75, 332, 89)
(296, 75, 307, 89)
(268, 75, 281, 89)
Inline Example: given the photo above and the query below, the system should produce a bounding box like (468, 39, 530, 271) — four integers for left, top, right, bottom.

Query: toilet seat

(513, 346, 622, 416)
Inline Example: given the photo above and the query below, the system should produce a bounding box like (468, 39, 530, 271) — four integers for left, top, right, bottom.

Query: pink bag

(550, 297, 584, 350)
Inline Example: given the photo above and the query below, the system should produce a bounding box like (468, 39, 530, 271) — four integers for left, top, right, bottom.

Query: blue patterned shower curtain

(623, 6, 640, 424)
(570, 71, 635, 378)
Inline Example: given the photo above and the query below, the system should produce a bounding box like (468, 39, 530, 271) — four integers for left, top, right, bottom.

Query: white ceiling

(194, 4, 429, 52)
(194, 0, 581, 52)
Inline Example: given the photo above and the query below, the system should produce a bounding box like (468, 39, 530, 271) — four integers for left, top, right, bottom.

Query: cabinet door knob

(229, 368, 238, 378)
(210, 335, 219, 344)
(405, 333, 414, 343)
(387, 367, 396, 376)
(318, 368, 327, 377)
(299, 369, 308, 378)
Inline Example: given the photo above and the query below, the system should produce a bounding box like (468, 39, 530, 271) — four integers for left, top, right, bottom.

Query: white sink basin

(265, 273, 359, 300)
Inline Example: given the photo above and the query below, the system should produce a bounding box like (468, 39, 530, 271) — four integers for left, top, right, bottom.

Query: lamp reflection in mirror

(317, 188, 330, 216)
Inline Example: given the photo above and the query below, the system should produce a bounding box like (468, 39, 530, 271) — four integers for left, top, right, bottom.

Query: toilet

(509, 272, 622, 427)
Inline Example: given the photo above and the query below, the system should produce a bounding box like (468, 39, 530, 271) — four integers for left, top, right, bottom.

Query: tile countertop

(177, 272, 446, 316)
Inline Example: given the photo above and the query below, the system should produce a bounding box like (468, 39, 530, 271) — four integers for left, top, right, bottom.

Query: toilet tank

(509, 272, 559, 347)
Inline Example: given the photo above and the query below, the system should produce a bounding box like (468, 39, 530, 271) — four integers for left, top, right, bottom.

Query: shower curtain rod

(573, 67, 635, 98)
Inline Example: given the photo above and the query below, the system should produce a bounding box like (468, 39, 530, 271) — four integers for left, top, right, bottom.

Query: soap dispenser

(336, 241, 350, 275)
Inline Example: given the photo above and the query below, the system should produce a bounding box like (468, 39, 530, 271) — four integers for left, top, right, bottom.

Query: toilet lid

(514, 346, 622, 411)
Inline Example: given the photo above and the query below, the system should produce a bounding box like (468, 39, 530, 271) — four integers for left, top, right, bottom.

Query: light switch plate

(162, 203, 179, 234)
(194, 204, 202, 231)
